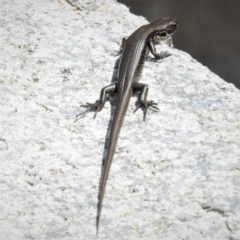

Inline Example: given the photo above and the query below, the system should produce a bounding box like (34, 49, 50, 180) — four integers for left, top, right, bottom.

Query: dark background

(118, 0, 240, 89)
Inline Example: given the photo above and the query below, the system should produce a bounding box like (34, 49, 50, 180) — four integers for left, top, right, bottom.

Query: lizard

(77, 17, 179, 232)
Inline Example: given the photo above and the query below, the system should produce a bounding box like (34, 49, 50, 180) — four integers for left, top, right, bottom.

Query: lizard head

(150, 17, 179, 42)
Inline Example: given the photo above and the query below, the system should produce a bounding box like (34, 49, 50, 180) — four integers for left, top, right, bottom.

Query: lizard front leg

(75, 84, 116, 120)
(148, 39, 171, 59)
(133, 82, 159, 121)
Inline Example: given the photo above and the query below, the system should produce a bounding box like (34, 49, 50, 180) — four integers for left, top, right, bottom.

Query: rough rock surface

(0, 0, 240, 239)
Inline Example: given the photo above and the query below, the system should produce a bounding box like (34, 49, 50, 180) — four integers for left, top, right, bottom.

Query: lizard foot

(75, 101, 104, 121)
(134, 100, 159, 121)
(154, 51, 171, 60)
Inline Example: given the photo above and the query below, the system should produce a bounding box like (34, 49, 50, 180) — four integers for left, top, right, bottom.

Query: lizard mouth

(152, 31, 169, 42)
(160, 31, 167, 37)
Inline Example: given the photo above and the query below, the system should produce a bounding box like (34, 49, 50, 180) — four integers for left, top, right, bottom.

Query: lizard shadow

(95, 48, 150, 227)
(82, 47, 153, 227)
(96, 52, 120, 213)
(95, 47, 144, 225)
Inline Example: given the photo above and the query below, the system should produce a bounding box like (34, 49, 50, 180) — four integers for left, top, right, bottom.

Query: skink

(78, 17, 178, 232)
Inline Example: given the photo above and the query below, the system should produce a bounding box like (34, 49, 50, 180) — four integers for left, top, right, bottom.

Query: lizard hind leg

(75, 100, 102, 122)
(75, 83, 117, 121)
(133, 82, 159, 121)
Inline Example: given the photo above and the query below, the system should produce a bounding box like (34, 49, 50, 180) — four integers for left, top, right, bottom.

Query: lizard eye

(170, 22, 177, 28)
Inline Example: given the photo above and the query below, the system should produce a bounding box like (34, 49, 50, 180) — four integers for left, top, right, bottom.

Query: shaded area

(118, 0, 240, 89)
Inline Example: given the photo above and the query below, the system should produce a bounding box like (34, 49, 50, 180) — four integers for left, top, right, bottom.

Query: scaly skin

(78, 17, 179, 233)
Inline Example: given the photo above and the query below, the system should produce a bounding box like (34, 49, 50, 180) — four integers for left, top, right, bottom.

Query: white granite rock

(0, 0, 240, 239)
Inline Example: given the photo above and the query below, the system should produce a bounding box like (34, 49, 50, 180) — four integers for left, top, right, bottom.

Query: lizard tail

(96, 103, 127, 233)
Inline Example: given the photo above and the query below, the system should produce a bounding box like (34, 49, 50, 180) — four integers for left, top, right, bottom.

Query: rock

(0, 0, 240, 239)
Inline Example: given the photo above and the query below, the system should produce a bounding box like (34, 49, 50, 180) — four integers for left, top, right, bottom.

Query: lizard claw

(147, 100, 159, 111)
(134, 100, 159, 121)
(134, 100, 159, 113)
(75, 101, 104, 122)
